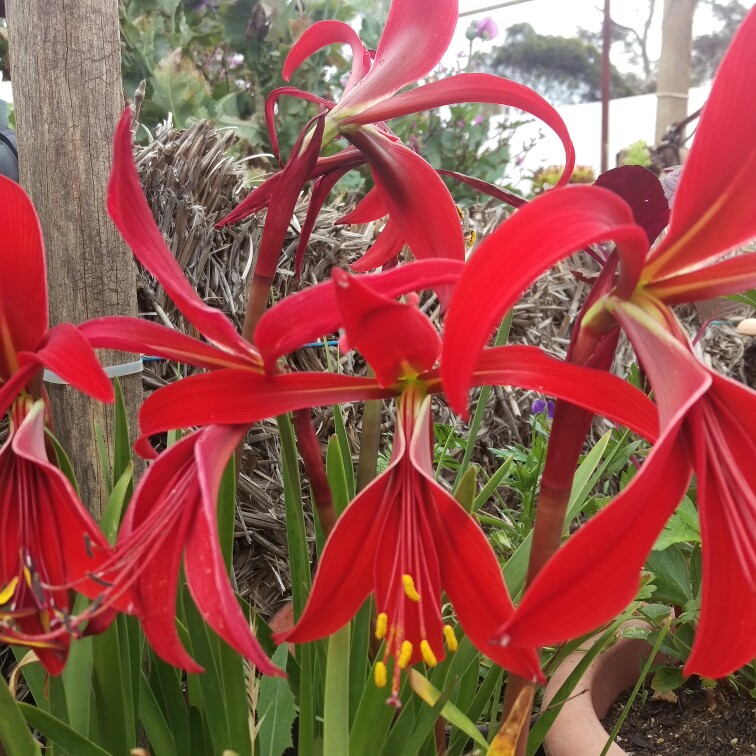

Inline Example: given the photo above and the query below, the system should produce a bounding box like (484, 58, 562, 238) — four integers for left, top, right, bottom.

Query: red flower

(216, 0, 575, 329)
(442, 7, 756, 677)
(0, 175, 121, 674)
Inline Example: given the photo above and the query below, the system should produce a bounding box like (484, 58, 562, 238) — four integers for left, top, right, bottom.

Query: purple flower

(476, 17, 499, 42)
(472, 113, 484, 126)
(531, 398, 555, 419)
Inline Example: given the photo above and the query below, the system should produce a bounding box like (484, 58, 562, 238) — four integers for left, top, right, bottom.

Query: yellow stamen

(22, 565, 33, 588)
(398, 640, 413, 669)
(420, 640, 437, 667)
(443, 625, 458, 652)
(0, 577, 18, 605)
(374, 661, 387, 688)
(402, 574, 420, 602)
(375, 612, 388, 640)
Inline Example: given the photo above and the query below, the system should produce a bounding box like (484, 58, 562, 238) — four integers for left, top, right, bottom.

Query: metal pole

(601, 0, 611, 173)
(459, 0, 535, 18)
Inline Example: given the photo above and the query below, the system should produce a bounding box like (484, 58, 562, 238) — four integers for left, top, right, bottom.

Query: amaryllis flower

(442, 6, 756, 677)
(216, 0, 575, 332)
(0, 175, 122, 674)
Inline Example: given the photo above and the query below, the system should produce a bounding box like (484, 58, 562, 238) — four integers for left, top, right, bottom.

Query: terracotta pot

(541, 621, 667, 756)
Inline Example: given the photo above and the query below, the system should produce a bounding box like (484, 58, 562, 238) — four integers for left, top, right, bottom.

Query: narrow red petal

(0, 175, 48, 358)
(470, 345, 659, 443)
(336, 186, 387, 225)
(185, 426, 284, 676)
(644, 7, 756, 279)
(347, 74, 575, 187)
(345, 131, 465, 281)
(350, 219, 405, 273)
(21, 323, 113, 403)
(254, 259, 464, 366)
(436, 169, 528, 209)
(336, 0, 457, 113)
(442, 186, 648, 415)
(498, 432, 691, 649)
(277, 477, 386, 643)
(109, 110, 253, 358)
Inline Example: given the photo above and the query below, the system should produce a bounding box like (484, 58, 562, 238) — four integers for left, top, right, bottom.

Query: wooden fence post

(6, 0, 141, 516)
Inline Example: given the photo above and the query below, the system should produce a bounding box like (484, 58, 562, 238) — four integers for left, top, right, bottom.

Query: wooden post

(6, 0, 141, 516)
(655, 0, 697, 142)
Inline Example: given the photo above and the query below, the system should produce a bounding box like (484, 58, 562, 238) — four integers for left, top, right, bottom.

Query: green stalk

(323, 626, 351, 756)
(453, 310, 513, 492)
(0, 677, 40, 756)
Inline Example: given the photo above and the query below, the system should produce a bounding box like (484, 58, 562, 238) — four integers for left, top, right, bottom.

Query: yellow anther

(456, 205, 465, 221)
(0, 577, 18, 605)
(465, 229, 477, 249)
(420, 640, 438, 667)
(374, 661, 388, 688)
(402, 574, 421, 602)
(22, 565, 33, 588)
(398, 640, 413, 669)
(443, 625, 458, 652)
(375, 612, 388, 640)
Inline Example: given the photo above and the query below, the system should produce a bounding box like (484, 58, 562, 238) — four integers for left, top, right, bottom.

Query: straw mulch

(130, 118, 755, 619)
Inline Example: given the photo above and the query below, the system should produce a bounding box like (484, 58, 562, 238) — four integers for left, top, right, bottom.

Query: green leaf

(653, 496, 700, 551)
(651, 666, 687, 692)
(112, 378, 133, 493)
(139, 671, 176, 756)
(645, 546, 692, 606)
(19, 703, 108, 756)
(326, 435, 351, 516)
(454, 465, 477, 513)
(323, 626, 351, 756)
(472, 457, 513, 513)
(99, 462, 133, 544)
(257, 644, 297, 756)
(0, 680, 40, 756)
(45, 428, 81, 494)
(150, 49, 212, 126)
(408, 670, 488, 750)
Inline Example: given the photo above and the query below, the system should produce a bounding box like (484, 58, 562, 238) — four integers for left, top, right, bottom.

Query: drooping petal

(345, 73, 575, 186)
(346, 130, 465, 278)
(109, 111, 254, 359)
(19, 323, 113, 403)
(79, 316, 259, 370)
(643, 7, 756, 280)
(254, 259, 464, 367)
(332, 268, 441, 386)
(469, 345, 659, 443)
(497, 430, 691, 650)
(594, 165, 669, 244)
(282, 20, 371, 95)
(336, 186, 387, 225)
(0, 362, 37, 418)
(0, 175, 48, 362)
(646, 252, 756, 303)
(136, 370, 391, 452)
(185, 425, 283, 676)
(336, 0, 457, 114)
(350, 219, 406, 273)
(276, 475, 388, 643)
(436, 170, 528, 209)
(442, 186, 648, 415)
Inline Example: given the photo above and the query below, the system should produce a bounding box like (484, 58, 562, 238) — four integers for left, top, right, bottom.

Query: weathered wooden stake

(6, 0, 141, 516)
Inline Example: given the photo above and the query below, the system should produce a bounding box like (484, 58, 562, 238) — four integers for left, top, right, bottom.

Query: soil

(602, 680, 756, 754)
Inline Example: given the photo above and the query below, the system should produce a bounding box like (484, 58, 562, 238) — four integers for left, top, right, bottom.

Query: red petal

(109, 111, 252, 358)
(283, 20, 371, 94)
(336, 0, 457, 113)
(350, 219, 405, 273)
(255, 259, 464, 366)
(498, 432, 691, 649)
(436, 170, 528, 209)
(347, 74, 575, 187)
(644, 7, 756, 280)
(0, 176, 48, 362)
(336, 186, 386, 225)
(137, 370, 391, 441)
(646, 252, 756, 303)
(0, 362, 37, 419)
(345, 130, 465, 285)
(594, 165, 669, 244)
(184, 426, 284, 676)
(277, 475, 386, 643)
(470, 345, 659, 443)
(332, 268, 441, 386)
(80, 316, 259, 370)
(442, 186, 648, 415)
(21, 323, 113, 403)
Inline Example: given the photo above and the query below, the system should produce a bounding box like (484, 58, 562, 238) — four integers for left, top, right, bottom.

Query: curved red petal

(109, 111, 253, 358)
(277, 476, 386, 644)
(644, 7, 756, 280)
(442, 186, 648, 415)
(255, 259, 464, 366)
(336, 0, 457, 113)
(470, 345, 659, 442)
(0, 175, 48, 360)
(347, 74, 575, 187)
(499, 432, 691, 649)
(336, 186, 387, 225)
(350, 219, 405, 273)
